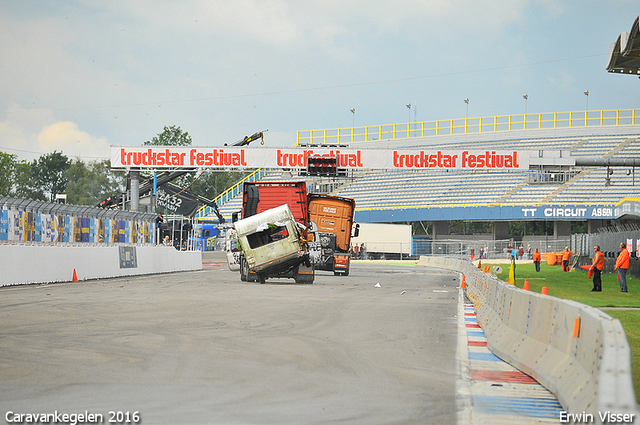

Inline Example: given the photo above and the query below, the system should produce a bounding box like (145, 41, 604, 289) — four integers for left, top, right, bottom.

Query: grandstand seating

(201, 129, 640, 222)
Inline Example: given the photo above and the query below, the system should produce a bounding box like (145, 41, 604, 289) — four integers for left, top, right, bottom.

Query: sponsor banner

(0, 210, 7, 240)
(156, 184, 201, 217)
(356, 204, 619, 223)
(119, 246, 138, 269)
(111, 146, 529, 170)
(521, 206, 615, 219)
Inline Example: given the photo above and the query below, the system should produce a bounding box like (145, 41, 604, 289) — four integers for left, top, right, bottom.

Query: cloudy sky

(0, 1, 638, 161)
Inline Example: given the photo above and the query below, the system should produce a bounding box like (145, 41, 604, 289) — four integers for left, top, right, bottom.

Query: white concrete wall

(1, 245, 202, 286)
(418, 255, 638, 421)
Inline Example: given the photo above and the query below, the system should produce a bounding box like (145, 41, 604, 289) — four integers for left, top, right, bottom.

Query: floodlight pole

(523, 94, 528, 129)
(584, 90, 589, 111)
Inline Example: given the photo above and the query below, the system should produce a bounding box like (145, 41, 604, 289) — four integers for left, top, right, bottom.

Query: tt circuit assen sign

(111, 146, 529, 170)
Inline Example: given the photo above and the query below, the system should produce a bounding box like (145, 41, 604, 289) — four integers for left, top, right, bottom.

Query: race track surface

(0, 261, 461, 424)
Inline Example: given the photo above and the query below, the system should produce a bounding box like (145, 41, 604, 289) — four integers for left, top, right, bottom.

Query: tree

(0, 152, 17, 196)
(144, 125, 195, 189)
(144, 125, 192, 146)
(31, 151, 71, 202)
(65, 159, 126, 206)
(189, 169, 253, 200)
(0, 152, 44, 200)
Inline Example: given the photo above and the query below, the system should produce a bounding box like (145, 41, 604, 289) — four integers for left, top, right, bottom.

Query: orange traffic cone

(461, 275, 467, 289)
(523, 279, 529, 291)
(541, 286, 548, 295)
(72, 269, 78, 282)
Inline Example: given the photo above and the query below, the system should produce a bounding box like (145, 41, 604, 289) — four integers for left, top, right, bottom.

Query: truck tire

(257, 274, 266, 284)
(295, 266, 314, 284)
(240, 257, 247, 281)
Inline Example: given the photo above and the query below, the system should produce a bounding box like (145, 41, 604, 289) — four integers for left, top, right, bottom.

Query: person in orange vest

(562, 247, 573, 272)
(532, 248, 542, 272)
(590, 245, 605, 292)
(614, 242, 630, 293)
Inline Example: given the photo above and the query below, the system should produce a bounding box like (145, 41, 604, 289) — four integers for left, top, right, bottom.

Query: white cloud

(37, 121, 110, 160)
(0, 105, 110, 162)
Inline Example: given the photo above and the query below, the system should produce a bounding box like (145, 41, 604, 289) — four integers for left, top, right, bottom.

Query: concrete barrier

(1, 244, 202, 287)
(419, 255, 638, 422)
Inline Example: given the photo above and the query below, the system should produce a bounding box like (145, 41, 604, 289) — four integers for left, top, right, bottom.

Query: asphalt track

(0, 260, 463, 425)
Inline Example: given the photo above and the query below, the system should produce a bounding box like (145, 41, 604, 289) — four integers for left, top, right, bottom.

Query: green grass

(492, 262, 640, 308)
(483, 262, 640, 398)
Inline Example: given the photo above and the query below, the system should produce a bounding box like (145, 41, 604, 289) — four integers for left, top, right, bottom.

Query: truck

(191, 221, 219, 251)
(231, 181, 357, 282)
(307, 193, 357, 276)
(237, 181, 313, 283)
(234, 204, 313, 284)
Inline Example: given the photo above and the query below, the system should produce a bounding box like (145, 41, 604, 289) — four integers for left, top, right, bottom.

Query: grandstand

(197, 109, 640, 248)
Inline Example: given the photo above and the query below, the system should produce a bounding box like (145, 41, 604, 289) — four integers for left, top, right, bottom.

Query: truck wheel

(258, 274, 266, 284)
(295, 269, 314, 284)
(240, 258, 247, 281)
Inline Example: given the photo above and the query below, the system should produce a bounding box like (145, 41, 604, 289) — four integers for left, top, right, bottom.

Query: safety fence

(419, 256, 638, 419)
(297, 108, 640, 145)
(572, 225, 640, 260)
(414, 238, 571, 260)
(0, 196, 157, 245)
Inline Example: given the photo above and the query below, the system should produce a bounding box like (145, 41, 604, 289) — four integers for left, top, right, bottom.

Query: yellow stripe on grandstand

(194, 169, 265, 219)
(615, 197, 640, 206)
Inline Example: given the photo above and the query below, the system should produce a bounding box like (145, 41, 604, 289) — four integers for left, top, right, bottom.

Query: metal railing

(194, 168, 267, 220)
(297, 108, 640, 145)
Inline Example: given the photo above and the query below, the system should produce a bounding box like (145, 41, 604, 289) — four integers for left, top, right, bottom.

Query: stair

(540, 172, 583, 203)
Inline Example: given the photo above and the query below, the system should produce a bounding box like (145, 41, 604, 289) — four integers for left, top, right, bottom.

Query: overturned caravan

(234, 204, 314, 284)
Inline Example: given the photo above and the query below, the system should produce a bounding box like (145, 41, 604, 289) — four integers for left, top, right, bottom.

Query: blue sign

(354, 203, 620, 223)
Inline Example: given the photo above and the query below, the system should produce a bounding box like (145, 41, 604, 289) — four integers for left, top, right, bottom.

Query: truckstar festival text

(112, 147, 528, 170)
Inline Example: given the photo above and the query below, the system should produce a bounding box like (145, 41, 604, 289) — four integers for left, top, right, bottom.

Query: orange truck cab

(307, 193, 357, 276)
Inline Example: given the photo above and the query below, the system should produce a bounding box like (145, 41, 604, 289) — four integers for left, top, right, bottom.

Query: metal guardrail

(297, 108, 640, 145)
